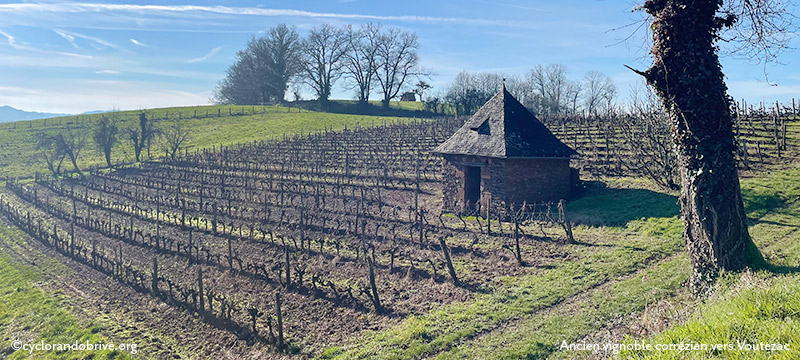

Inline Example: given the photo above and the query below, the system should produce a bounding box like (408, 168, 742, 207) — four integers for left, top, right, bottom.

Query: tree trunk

(382, 94, 391, 109)
(641, 0, 759, 292)
(68, 152, 83, 178)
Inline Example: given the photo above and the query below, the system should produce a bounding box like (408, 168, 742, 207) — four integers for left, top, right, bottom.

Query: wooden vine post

(227, 237, 234, 272)
(284, 244, 291, 289)
(276, 292, 284, 351)
(367, 251, 383, 314)
(440, 236, 459, 285)
(558, 200, 574, 244)
(197, 267, 204, 312)
(152, 257, 159, 295)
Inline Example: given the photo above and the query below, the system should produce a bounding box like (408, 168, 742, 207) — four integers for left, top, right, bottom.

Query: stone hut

(433, 86, 578, 214)
(400, 92, 417, 101)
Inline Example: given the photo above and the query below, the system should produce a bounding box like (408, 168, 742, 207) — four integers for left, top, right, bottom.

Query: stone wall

(482, 158, 506, 211)
(440, 155, 573, 214)
(503, 158, 572, 205)
(441, 155, 505, 214)
(440, 157, 461, 213)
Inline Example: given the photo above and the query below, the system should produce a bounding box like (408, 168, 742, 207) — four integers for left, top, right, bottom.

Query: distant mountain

(80, 110, 111, 115)
(0, 106, 68, 123)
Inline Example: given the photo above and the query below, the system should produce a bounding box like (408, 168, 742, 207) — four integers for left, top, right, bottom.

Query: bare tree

(632, 0, 795, 292)
(414, 80, 431, 103)
(375, 28, 426, 109)
(564, 80, 583, 115)
(215, 24, 302, 105)
(39, 127, 87, 178)
(127, 112, 158, 163)
(93, 114, 119, 168)
(445, 71, 503, 115)
(619, 84, 679, 190)
(301, 24, 348, 110)
(503, 74, 537, 110)
(160, 119, 192, 161)
(35, 131, 67, 177)
(583, 71, 617, 116)
(215, 49, 260, 105)
(344, 23, 381, 105)
(718, 0, 796, 65)
(527, 64, 569, 118)
(266, 24, 303, 102)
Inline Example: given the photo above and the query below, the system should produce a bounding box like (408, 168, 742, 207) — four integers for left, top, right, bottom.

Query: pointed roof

(433, 87, 578, 158)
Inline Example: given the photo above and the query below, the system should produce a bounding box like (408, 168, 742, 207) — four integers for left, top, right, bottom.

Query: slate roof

(433, 86, 578, 158)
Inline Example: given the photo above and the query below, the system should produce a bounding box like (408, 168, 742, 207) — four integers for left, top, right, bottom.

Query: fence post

(775, 102, 782, 157)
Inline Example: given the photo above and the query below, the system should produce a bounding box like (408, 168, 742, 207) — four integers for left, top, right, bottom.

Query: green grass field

(0, 104, 415, 179)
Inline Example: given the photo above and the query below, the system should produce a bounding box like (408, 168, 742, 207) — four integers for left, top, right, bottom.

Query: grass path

(436, 254, 689, 360)
(0, 224, 134, 359)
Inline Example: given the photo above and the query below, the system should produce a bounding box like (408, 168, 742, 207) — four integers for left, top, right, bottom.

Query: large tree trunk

(641, 0, 759, 292)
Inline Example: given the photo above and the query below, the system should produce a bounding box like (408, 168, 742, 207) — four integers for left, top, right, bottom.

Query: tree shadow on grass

(568, 183, 679, 227)
(746, 240, 800, 274)
(740, 187, 799, 226)
(750, 253, 800, 274)
(764, 264, 800, 273)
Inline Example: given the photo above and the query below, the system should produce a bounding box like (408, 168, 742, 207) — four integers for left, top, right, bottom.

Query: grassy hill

(0, 104, 417, 179)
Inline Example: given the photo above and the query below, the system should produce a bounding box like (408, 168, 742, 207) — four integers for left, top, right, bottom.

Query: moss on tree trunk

(641, 0, 761, 293)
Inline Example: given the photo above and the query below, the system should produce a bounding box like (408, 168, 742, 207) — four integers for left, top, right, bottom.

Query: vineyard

(0, 117, 577, 356)
(1, 101, 798, 358)
(547, 100, 800, 178)
(0, 104, 421, 179)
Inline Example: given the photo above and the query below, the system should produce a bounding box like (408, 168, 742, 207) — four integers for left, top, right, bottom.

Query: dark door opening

(464, 166, 481, 211)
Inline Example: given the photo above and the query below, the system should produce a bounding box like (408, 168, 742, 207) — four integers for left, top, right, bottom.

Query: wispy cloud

(0, 29, 34, 51)
(130, 38, 150, 47)
(95, 69, 121, 75)
(0, 3, 518, 27)
(0, 81, 212, 114)
(54, 29, 122, 51)
(59, 52, 93, 58)
(1, 29, 91, 58)
(0, 85, 41, 95)
(54, 29, 79, 48)
(187, 46, 222, 63)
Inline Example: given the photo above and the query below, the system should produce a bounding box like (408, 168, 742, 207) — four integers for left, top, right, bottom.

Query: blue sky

(0, 0, 798, 114)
